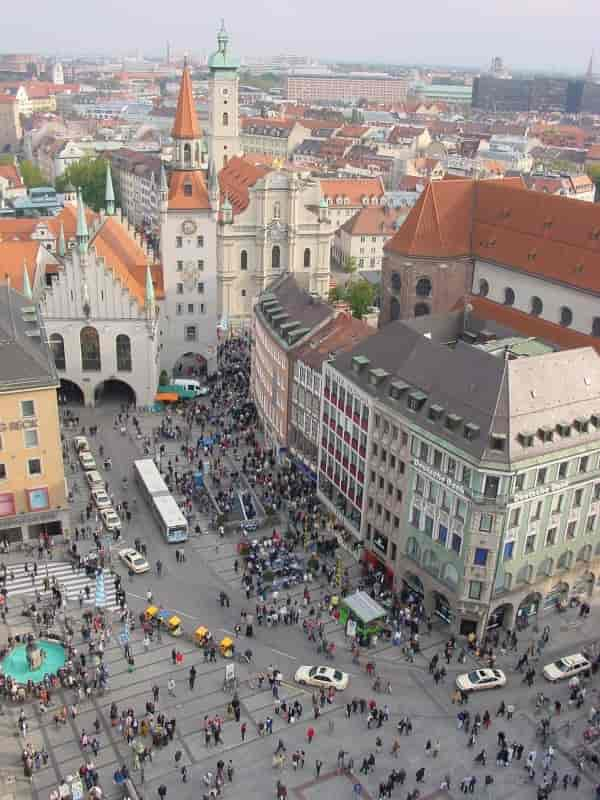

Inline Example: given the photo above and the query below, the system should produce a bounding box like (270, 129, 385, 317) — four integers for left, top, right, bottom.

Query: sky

(4, 0, 598, 73)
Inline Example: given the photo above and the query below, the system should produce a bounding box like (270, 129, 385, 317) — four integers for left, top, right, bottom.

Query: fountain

(1, 633, 66, 685)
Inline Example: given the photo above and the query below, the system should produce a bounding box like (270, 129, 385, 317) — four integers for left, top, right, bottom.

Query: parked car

(294, 665, 349, 691)
(73, 436, 89, 453)
(85, 470, 104, 489)
(456, 668, 507, 693)
(119, 547, 149, 574)
(543, 653, 591, 682)
(91, 488, 112, 509)
(100, 508, 121, 532)
(79, 451, 97, 471)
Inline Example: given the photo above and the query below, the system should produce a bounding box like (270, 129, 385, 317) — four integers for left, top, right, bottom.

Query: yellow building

(0, 286, 69, 544)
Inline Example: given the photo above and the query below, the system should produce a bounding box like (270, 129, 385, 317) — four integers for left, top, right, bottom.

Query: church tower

(159, 60, 218, 375)
(207, 21, 240, 172)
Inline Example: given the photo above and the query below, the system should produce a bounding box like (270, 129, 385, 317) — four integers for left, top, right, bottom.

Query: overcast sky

(5, 0, 598, 73)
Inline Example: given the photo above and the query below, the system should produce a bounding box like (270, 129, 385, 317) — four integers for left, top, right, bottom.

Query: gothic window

(560, 306, 573, 327)
(303, 248, 311, 268)
(504, 287, 515, 306)
(530, 296, 543, 316)
(390, 271, 401, 291)
(390, 297, 401, 321)
(240, 250, 248, 271)
(416, 277, 432, 297)
(116, 334, 132, 372)
(50, 333, 65, 370)
(222, 112, 229, 127)
(272, 245, 280, 270)
(183, 143, 191, 166)
(80, 326, 101, 371)
(414, 302, 430, 317)
(273, 201, 281, 220)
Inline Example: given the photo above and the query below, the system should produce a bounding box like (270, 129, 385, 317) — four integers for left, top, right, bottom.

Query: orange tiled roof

(321, 177, 384, 206)
(336, 125, 368, 139)
(294, 312, 376, 370)
(171, 65, 201, 140)
(340, 206, 407, 237)
(218, 156, 271, 214)
(168, 170, 211, 211)
(0, 240, 41, 291)
(0, 164, 23, 187)
(460, 295, 600, 356)
(91, 217, 152, 308)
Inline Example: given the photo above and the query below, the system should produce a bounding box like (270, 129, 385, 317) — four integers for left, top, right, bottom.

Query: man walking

(189, 666, 197, 690)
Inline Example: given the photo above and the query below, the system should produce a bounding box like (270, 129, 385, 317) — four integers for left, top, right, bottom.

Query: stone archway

(173, 351, 207, 379)
(94, 379, 136, 408)
(58, 378, 84, 406)
(543, 581, 569, 611)
(517, 592, 541, 622)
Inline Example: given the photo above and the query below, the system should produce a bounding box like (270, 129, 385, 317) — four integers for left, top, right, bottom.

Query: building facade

(286, 72, 408, 104)
(0, 287, 69, 544)
(241, 118, 311, 160)
(207, 23, 241, 173)
(0, 96, 22, 153)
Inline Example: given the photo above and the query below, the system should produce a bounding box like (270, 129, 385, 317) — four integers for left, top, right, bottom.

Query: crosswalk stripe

(4, 561, 119, 611)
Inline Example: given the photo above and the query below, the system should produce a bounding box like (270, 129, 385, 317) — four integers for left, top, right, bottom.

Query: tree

(19, 160, 47, 188)
(342, 255, 358, 276)
(56, 156, 116, 211)
(345, 279, 376, 319)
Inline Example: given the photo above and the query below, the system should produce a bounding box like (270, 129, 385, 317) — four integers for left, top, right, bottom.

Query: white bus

(134, 458, 188, 543)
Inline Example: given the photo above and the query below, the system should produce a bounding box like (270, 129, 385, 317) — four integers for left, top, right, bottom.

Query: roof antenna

(5, 274, 16, 342)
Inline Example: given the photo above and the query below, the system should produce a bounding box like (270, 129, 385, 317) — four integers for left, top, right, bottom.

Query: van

(172, 379, 208, 396)
(86, 470, 104, 489)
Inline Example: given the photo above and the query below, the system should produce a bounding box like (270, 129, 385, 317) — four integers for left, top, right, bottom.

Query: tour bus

(133, 458, 188, 543)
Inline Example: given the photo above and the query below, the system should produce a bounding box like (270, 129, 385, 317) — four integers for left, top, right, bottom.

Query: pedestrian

(307, 726, 315, 743)
(241, 722, 247, 741)
(189, 665, 197, 690)
(316, 759, 323, 778)
(168, 678, 176, 696)
(174, 749, 182, 766)
(416, 767, 425, 783)
(158, 785, 167, 800)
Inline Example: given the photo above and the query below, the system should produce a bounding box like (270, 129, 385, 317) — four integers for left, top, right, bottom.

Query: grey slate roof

(331, 315, 600, 466)
(257, 274, 332, 348)
(0, 287, 58, 392)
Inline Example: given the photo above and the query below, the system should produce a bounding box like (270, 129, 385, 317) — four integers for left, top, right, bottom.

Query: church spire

(22, 260, 32, 300)
(105, 162, 115, 216)
(76, 187, 89, 257)
(57, 222, 66, 257)
(172, 59, 201, 140)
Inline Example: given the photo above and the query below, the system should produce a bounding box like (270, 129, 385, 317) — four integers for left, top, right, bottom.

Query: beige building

(286, 72, 408, 104)
(0, 96, 22, 153)
(332, 205, 408, 269)
(0, 286, 69, 544)
(241, 118, 312, 160)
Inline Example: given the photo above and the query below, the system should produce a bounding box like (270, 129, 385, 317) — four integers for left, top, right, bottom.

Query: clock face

(220, 87, 229, 97)
(182, 220, 197, 235)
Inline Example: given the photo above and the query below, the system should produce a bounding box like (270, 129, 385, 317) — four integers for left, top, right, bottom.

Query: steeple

(105, 162, 115, 216)
(22, 260, 32, 300)
(208, 157, 219, 205)
(76, 187, 89, 258)
(57, 222, 66, 257)
(145, 265, 156, 319)
(172, 59, 201, 140)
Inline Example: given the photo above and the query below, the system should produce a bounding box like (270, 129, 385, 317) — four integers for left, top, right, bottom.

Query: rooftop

(294, 312, 376, 370)
(256, 274, 332, 349)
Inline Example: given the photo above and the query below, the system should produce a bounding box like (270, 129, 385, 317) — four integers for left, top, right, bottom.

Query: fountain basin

(1, 639, 66, 684)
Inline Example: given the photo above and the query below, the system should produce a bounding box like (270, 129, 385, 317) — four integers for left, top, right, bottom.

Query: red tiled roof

(340, 206, 407, 237)
(218, 156, 271, 214)
(294, 313, 376, 369)
(0, 164, 22, 187)
(321, 177, 384, 206)
(171, 65, 201, 140)
(0, 240, 42, 291)
(168, 170, 211, 211)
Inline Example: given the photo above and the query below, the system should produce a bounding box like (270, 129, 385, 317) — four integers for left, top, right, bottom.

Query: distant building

(241, 117, 311, 160)
(332, 205, 408, 270)
(108, 149, 162, 234)
(286, 72, 408, 104)
(0, 95, 22, 153)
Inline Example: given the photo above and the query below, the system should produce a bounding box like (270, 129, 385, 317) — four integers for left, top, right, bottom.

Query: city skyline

(3, 0, 598, 73)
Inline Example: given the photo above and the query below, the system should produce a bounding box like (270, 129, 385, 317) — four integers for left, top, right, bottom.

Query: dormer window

(428, 404, 444, 422)
(574, 417, 590, 433)
(464, 423, 480, 441)
(445, 413, 462, 431)
(556, 422, 571, 437)
(538, 426, 553, 443)
(407, 390, 427, 412)
(490, 434, 506, 451)
(518, 432, 535, 448)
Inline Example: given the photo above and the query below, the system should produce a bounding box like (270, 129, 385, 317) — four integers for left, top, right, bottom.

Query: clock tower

(207, 22, 240, 172)
(159, 59, 219, 376)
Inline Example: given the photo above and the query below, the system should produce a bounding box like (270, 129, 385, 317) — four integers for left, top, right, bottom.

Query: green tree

(19, 160, 47, 188)
(56, 156, 115, 212)
(345, 279, 376, 319)
(342, 255, 358, 276)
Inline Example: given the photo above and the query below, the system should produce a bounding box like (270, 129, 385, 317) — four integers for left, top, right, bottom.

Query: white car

(85, 470, 104, 489)
(543, 653, 591, 682)
(79, 451, 97, 471)
(294, 665, 349, 691)
(119, 548, 149, 574)
(91, 488, 112, 509)
(456, 668, 507, 693)
(73, 436, 89, 453)
(100, 508, 121, 532)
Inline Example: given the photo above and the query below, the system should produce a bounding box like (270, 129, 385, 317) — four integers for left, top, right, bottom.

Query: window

(185, 325, 197, 342)
(24, 429, 39, 448)
(474, 547, 489, 566)
(183, 143, 191, 166)
(447, 458, 456, 479)
(503, 541, 514, 561)
(0, 492, 14, 515)
(558, 461, 568, 479)
(414, 302, 430, 317)
(303, 248, 311, 268)
(176, 260, 183, 272)
(560, 306, 573, 327)
(176, 283, 184, 294)
(509, 507, 521, 528)
(537, 467, 547, 486)
(484, 474, 499, 498)
(531, 296, 543, 316)
(424, 516, 434, 536)
(222, 112, 229, 126)
(420, 442, 429, 462)
(479, 278, 489, 297)
(240, 250, 248, 271)
(21, 400, 35, 418)
(183, 182, 192, 197)
(27, 458, 42, 476)
(586, 514, 596, 533)
(272, 245, 280, 270)
(451, 533, 462, 554)
(176, 304, 183, 315)
(197, 260, 204, 271)
(574, 488, 584, 508)
(438, 524, 448, 545)
(479, 513, 493, 533)
(273, 201, 281, 220)
(50, 334, 65, 370)
(593, 317, 600, 338)
(433, 450, 443, 470)
(416, 277, 432, 297)
(504, 287, 515, 306)
(546, 528, 557, 547)
(396, 488, 403, 503)
(411, 507, 421, 528)
(188, 304, 194, 313)
(525, 534, 536, 554)
(531, 500, 542, 521)
(456, 499, 466, 520)
(197, 236, 204, 247)
(197, 282, 204, 294)
(80, 327, 101, 371)
(553, 494, 564, 513)
(469, 581, 482, 600)
(176, 236, 183, 248)
(579, 455, 589, 473)
(462, 466, 471, 487)
(0, 464, 6, 480)
(391, 271, 401, 291)
(390, 297, 401, 321)
(566, 521, 577, 540)
(116, 334, 132, 371)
